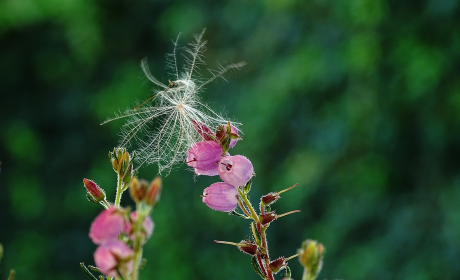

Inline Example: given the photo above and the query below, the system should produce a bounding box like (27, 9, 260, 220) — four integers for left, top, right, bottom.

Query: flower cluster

(81, 148, 161, 280)
(186, 121, 254, 212)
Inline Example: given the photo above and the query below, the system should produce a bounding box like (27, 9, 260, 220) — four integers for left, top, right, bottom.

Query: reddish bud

(259, 211, 277, 225)
(269, 257, 286, 274)
(83, 179, 106, 203)
(192, 120, 215, 141)
(187, 141, 222, 175)
(218, 155, 254, 187)
(238, 240, 258, 256)
(145, 176, 162, 206)
(202, 182, 239, 212)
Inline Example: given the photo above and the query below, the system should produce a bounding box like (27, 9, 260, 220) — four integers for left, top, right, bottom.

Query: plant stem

(238, 187, 274, 280)
(115, 175, 123, 207)
(131, 208, 147, 280)
(302, 268, 313, 280)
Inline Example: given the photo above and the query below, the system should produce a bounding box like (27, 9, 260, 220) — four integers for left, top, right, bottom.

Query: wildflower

(94, 240, 133, 278)
(218, 155, 254, 187)
(124, 212, 154, 241)
(202, 182, 239, 212)
(102, 30, 245, 174)
(186, 141, 222, 175)
(89, 207, 125, 245)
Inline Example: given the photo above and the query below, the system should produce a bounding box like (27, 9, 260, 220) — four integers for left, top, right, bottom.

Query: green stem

(237, 187, 258, 220)
(302, 268, 313, 280)
(115, 175, 124, 207)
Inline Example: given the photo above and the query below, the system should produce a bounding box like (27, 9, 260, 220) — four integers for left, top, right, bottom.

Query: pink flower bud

(83, 178, 106, 203)
(89, 207, 125, 245)
(229, 125, 240, 148)
(124, 212, 154, 241)
(218, 155, 254, 187)
(202, 182, 239, 212)
(186, 141, 222, 174)
(94, 240, 133, 278)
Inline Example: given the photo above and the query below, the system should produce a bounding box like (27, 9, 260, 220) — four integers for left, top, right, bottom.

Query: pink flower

(202, 182, 239, 212)
(124, 212, 154, 240)
(228, 125, 239, 148)
(186, 141, 222, 175)
(89, 207, 125, 245)
(218, 155, 254, 187)
(94, 240, 133, 278)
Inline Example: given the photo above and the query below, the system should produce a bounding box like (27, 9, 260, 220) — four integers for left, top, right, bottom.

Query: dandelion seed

(102, 29, 245, 174)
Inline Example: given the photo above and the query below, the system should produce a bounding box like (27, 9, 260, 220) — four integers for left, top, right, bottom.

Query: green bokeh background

(1, 0, 460, 279)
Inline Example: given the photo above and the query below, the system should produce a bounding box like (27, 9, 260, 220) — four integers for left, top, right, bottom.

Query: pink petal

(202, 182, 239, 212)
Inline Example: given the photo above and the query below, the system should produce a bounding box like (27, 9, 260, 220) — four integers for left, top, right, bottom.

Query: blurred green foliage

(1, 0, 460, 279)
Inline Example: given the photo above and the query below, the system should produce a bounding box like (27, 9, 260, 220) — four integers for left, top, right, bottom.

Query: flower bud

(124, 212, 154, 241)
(259, 211, 277, 225)
(89, 207, 125, 245)
(261, 192, 279, 206)
(83, 179, 106, 203)
(129, 177, 149, 203)
(145, 176, 162, 206)
(269, 257, 286, 274)
(202, 182, 239, 212)
(109, 148, 135, 179)
(94, 240, 133, 278)
(237, 240, 258, 256)
(218, 155, 254, 187)
(298, 240, 325, 280)
(187, 141, 222, 175)
(192, 120, 215, 141)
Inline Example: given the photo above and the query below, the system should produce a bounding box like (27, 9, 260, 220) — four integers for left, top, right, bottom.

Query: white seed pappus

(102, 30, 245, 174)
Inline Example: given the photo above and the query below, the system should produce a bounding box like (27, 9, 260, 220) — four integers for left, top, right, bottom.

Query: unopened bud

(298, 239, 325, 280)
(259, 211, 277, 225)
(129, 177, 149, 203)
(269, 257, 286, 274)
(83, 179, 106, 203)
(145, 176, 162, 206)
(192, 120, 215, 141)
(237, 240, 258, 256)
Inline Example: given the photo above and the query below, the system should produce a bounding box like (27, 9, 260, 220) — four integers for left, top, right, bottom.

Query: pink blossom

(202, 182, 239, 212)
(124, 212, 154, 240)
(218, 155, 254, 187)
(228, 125, 239, 148)
(186, 141, 222, 175)
(94, 240, 133, 278)
(89, 207, 125, 245)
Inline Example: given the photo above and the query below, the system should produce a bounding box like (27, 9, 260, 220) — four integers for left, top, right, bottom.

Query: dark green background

(1, 0, 460, 279)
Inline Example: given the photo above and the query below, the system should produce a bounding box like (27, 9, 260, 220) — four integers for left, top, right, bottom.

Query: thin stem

(131, 207, 147, 280)
(115, 175, 124, 207)
(237, 198, 252, 217)
(237, 187, 258, 220)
